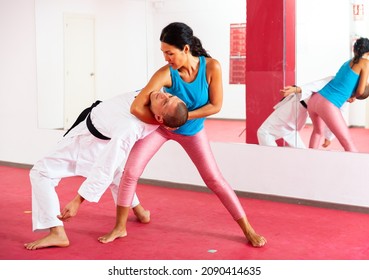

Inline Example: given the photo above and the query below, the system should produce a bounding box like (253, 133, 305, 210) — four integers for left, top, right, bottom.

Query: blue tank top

(319, 60, 359, 108)
(164, 56, 209, 136)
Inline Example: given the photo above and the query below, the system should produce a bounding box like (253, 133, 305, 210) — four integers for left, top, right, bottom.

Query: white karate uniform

(257, 76, 337, 148)
(30, 91, 158, 231)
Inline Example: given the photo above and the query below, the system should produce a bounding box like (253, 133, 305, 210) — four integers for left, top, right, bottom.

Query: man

(24, 90, 188, 250)
(257, 76, 347, 148)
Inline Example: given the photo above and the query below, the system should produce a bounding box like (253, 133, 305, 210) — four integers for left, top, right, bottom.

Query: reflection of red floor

(299, 124, 369, 153)
(204, 119, 369, 153)
(204, 119, 247, 143)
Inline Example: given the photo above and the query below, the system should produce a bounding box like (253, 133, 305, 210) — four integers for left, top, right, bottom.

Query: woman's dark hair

(353, 37, 369, 64)
(160, 22, 211, 58)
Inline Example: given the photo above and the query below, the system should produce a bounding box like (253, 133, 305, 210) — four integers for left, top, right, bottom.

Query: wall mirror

(293, 0, 369, 153)
(35, 0, 369, 153)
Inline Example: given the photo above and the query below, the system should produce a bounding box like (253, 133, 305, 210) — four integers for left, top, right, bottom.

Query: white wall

(296, 0, 369, 127)
(35, 0, 149, 128)
(1, 0, 369, 209)
(142, 141, 369, 208)
(296, 0, 350, 83)
(0, 0, 60, 165)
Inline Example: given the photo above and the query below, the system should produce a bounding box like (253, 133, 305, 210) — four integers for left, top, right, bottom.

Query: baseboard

(0, 161, 33, 169)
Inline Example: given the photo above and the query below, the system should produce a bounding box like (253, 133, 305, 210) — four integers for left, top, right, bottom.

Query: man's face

(150, 91, 182, 123)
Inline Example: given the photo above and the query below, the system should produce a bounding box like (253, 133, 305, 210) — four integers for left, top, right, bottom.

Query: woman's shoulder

(156, 63, 170, 73)
(153, 64, 172, 80)
(147, 64, 172, 89)
(348, 58, 368, 73)
(205, 57, 222, 72)
(360, 57, 369, 68)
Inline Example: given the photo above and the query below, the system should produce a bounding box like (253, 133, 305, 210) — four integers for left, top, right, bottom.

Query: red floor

(1, 165, 369, 260)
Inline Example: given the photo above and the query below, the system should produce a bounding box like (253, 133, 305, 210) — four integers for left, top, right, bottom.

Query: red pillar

(245, 0, 295, 144)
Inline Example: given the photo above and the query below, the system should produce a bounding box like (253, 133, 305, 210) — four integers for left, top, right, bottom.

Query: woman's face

(160, 42, 187, 69)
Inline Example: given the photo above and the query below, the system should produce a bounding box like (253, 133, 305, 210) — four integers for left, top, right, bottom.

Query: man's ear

(154, 114, 164, 124)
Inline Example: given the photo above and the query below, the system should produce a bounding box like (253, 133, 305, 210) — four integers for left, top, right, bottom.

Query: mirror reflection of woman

(98, 22, 266, 248)
(307, 37, 369, 152)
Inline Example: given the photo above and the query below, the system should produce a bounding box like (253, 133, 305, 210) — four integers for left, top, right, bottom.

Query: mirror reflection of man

(257, 77, 335, 148)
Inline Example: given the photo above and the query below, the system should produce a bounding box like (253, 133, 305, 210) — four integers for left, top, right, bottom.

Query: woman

(308, 37, 369, 152)
(98, 22, 266, 247)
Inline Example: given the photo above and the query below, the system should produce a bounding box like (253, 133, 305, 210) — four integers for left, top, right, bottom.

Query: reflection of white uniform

(30, 91, 158, 231)
(257, 77, 338, 148)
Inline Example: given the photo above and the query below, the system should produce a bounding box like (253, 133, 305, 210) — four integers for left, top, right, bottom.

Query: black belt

(300, 100, 308, 109)
(279, 96, 308, 109)
(86, 113, 110, 140)
(291, 84, 308, 109)
(63, 100, 111, 140)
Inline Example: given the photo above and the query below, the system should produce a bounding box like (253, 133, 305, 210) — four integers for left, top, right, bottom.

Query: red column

(245, 0, 295, 144)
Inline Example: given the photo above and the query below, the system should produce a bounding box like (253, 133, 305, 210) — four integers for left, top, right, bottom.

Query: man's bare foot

(132, 204, 150, 224)
(98, 228, 127, 244)
(24, 226, 69, 250)
(322, 139, 331, 148)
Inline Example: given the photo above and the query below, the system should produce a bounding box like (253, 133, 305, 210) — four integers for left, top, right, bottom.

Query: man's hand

(163, 126, 178, 131)
(280, 86, 299, 98)
(57, 194, 85, 222)
(347, 96, 356, 103)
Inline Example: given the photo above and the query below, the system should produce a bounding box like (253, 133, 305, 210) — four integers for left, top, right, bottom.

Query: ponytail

(353, 37, 369, 64)
(191, 36, 211, 58)
(160, 22, 211, 57)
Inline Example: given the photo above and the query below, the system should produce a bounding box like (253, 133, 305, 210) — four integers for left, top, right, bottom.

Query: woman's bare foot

(98, 228, 127, 244)
(98, 205, 129, 244)
(132, 204, 150, 224)
(237, 217, 267, 247)
(24, 226, 69, 250)
(245, 230, 267, 247)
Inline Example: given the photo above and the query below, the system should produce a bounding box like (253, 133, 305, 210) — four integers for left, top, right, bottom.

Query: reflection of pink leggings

(308, 93, 357, 152)
(117, 127, 246, 220)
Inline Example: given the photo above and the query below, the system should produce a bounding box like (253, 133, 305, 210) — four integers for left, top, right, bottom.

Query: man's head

(149, 91, 188, 128)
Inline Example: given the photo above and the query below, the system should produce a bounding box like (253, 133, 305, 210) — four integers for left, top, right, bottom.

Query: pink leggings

(117, 127, 246, 220)
(308, 93, 357, 152)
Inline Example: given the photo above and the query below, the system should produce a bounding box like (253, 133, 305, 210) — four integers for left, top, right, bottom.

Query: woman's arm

(130, 66, 171, 124)
(354, 59, 369, 97)
(187, 58, 223, 120)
